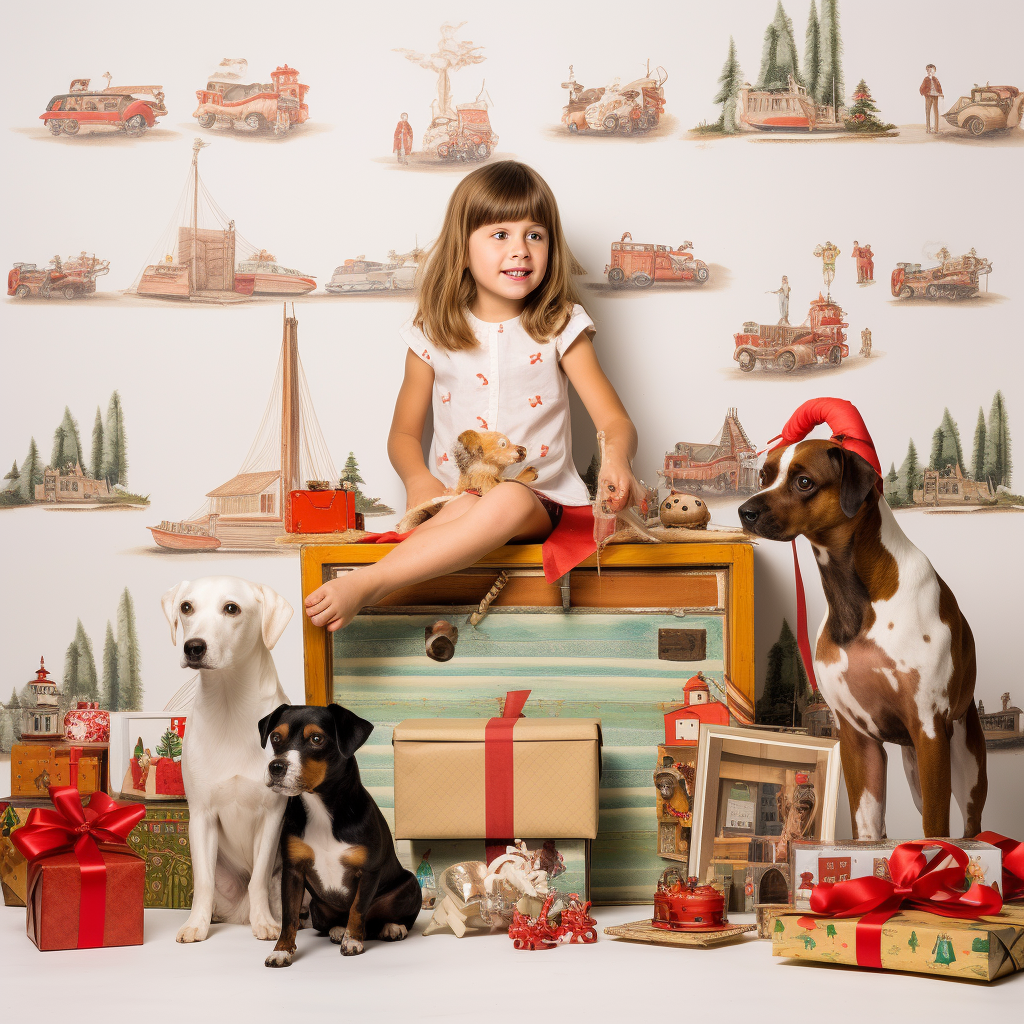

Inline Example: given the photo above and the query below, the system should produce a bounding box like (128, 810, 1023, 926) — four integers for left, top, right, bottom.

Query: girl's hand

(598, 457, 644, 513)
(405, 472, 448, 510)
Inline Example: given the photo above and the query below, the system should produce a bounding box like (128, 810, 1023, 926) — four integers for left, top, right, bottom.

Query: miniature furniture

(294, 540, 754, 904)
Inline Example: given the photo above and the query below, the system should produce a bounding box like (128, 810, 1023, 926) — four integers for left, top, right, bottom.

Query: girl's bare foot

(304, 573, 375, 632)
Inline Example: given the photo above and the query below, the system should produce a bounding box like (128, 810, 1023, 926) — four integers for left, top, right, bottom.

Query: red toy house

(663, 673, 730, 746)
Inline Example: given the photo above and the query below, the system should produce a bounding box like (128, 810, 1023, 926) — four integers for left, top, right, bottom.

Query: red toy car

(605, 233, 709, 288)
(733, 296, 849, 373)
(41, 79, 166, 137)
(8, 253, 110, 300)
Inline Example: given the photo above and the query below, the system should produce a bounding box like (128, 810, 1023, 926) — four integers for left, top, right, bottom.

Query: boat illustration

(737, 74, 843, 133)
(325, 247, 423, 293)
(134, 140, 315, 302)
(148, 305, 336, 551)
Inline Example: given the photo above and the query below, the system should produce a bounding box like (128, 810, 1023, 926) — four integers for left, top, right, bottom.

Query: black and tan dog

(259, 703, 421, 967)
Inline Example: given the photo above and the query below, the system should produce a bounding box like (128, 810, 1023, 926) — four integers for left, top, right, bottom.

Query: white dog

(161, 576, 293, 943)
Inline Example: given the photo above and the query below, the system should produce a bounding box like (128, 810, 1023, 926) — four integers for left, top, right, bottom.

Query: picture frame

(108, 711, 188, 802)
(688, 724, 842, 888)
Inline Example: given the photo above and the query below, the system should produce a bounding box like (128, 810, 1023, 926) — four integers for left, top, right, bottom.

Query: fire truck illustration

(891, 248, 992, 300)
(193, 60, 309, 135)
(733, 296, 849, 373)
(605, 233, 709, 288)
(9, 253, 110, 300)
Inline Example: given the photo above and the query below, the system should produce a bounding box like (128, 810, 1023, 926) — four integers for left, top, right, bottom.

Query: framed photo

(108, 711, 187, 801)
(688, 724, 841, 892)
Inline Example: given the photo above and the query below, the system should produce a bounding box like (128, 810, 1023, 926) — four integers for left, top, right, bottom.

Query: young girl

(306, 161, 641, 632)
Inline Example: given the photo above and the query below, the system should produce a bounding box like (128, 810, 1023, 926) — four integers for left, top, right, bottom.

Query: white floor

(3, 903, 1020, 1021)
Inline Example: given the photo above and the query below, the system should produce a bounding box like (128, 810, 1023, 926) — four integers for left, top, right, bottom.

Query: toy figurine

(652, 868, 727, 931)
(508, 891, 597, 950)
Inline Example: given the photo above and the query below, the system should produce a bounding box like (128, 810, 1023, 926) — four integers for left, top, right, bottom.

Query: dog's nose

(738, 502, 760, 525)
(184, 638, 207, 661)
(268, 760, 288, 779)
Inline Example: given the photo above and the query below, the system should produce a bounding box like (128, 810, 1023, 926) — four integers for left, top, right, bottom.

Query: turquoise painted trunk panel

(335, 612, 724, 903)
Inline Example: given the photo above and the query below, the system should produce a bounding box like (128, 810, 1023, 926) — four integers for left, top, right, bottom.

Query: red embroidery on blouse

(440, 392, 451, 404)
(498, 324, 504, 333)
(530, 353, 543, 365)
(436, 453, 449, 469)
(540, 444, 549, 457)
(421, 350, 431, 361)
(477, 416, 488, 429)
(529, 396, 542, 408)
(476, 373, 489, 385)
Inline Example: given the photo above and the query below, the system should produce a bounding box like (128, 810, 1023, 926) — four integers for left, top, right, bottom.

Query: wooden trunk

(11, 743, 106, 798)
(298, 543, 754, 904)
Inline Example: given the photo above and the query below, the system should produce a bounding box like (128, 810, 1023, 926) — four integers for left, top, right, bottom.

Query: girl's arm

(388, 350, 449, 510)
(560, 334, 643, 512)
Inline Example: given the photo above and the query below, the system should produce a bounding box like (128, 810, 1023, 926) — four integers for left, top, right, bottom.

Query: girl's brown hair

(413, 161, 583, 351)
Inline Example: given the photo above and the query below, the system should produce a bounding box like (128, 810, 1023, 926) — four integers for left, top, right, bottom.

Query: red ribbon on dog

(809, 839, 1003, 968)
(976, 832, 1024, 902)
(11, 786, 145, 948)
(484, 690, 532, 840)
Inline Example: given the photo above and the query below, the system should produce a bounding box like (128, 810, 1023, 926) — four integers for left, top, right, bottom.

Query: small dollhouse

(20, 657, 62, 741)
(663, 672, 730, 746)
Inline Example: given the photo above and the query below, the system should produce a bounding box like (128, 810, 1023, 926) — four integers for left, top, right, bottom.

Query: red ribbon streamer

(976, 831, 1024, 902)
(809, 839, 1003, 968)
(791, 540, 818, 691)
(484, 690, 532, 840)
(11, 785, 145, 948)
(69, 746, 82, 790)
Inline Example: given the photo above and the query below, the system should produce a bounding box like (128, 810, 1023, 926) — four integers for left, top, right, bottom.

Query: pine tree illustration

(101, 621, 119, 711)
(117, 588, 144, 711)
(338, 451, 395, 516)
(983, 391, 1012, 490)
(155, 727, 183, 760)
(101, 390, 129, 488)
(971, 407, 987, 482)
(844, 79, 894, 132)
(19, 437, 43, 501)
(63, 640, 81, 696)
(804, 1, 822, 100)
(756, 2, 803, 92)
(713, 37, 743, 132)
(90, 407, 105, 480)
(756, 619, 810, 726)
(903, 439, 920, 503)
(817, 0, 845, 108)
(72, 619, 99, 700)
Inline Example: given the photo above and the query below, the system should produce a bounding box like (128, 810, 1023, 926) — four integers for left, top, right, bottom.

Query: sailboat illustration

(134, 139, 315, 302)
(148, 305, 336, 550)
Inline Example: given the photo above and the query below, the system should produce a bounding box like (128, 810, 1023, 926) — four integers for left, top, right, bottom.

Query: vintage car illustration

(421, 103, 498, 161)
(561, 63, 667, 134)
(325, 248, 423, 293)
(8, 253, 110, 299)
(943, 85, 1022, 136)
(891, 249, 993, 300)
(605, 233, 709, 288)
(733, 296, 849, 373)
(40, 78, 166, 137)
(193, 60, 310, 135)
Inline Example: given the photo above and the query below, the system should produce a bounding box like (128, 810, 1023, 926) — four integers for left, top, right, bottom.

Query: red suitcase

(285, 488, 364, 533)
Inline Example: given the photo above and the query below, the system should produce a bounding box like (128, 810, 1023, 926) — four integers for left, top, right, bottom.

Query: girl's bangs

(464, 168, 555, 235)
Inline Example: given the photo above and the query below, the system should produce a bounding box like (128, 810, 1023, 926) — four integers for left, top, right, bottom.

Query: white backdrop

(2, 0, 1022, 840)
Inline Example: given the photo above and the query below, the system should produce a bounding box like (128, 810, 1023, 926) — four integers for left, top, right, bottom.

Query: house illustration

(663, 672, 730, 746)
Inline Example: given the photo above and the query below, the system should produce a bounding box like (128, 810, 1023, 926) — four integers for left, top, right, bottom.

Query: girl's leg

(305, 483, 552, 631)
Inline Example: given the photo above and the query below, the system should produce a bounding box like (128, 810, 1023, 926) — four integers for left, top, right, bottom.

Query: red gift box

(155, 759, 185, 797)
(12, 786, 145, 950)
(285, 488, 363, 534)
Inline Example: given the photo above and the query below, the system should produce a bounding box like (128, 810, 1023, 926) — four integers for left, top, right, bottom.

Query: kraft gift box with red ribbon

(772, 839, 1024, 982)
(392, 690, 602, 841)
(11, 785, 146, 950)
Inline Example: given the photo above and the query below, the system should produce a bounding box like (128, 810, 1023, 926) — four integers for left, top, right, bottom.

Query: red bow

(976, 831, 1024, 902)
(12, 786, 145, 948)
(809, 840, 1003, 968)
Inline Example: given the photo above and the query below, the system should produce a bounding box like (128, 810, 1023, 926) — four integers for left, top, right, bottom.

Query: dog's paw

(328, 926, 347, 944)
(518, 465, 538, 484)
(379, 923, 408, 942)
(340, 934, 365, 956)
(250, 913, 281, 941)
(265, 949, 294, 968)
(176, 917, 210, 943)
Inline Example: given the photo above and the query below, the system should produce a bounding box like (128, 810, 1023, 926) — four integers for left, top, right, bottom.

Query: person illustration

(813, 242, 840, 296)
(860, 327, 872, 357)
(920, 64, 943, 134)
(769, 275, 791, 324)
(851, 241, 874, 284)
(393, 112, 413, 165)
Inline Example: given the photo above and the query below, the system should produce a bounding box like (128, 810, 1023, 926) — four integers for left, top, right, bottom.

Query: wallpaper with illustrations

(2, 0, 1022, 838)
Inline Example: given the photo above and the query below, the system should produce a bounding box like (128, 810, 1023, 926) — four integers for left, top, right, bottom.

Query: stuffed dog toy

(738, 399, 987, 841)
(260, 704, 421, 967)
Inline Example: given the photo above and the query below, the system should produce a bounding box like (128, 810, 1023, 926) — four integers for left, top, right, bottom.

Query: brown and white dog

(738, 440, 987, 840)
(450, 428, 537, 494)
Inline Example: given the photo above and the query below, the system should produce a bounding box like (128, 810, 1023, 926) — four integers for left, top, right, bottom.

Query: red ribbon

(809, 839, 1003, 968)
(976, 831, 1024, 902)
(484, 690, 532, 840)
(791, 540, 818, 691)
(69, 746, 82, 790)
(11, 785, 145, 948)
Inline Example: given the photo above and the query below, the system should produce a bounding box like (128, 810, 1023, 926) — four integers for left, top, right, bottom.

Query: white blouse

(400, 304, 595, 506)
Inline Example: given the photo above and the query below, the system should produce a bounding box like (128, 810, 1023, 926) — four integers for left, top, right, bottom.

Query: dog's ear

(258, 704, 289, 749)
(252, 582, 294, 650)
(456, 429, 480, 453)
(160, 581, 190, 646)
(830, 447, 879, 518)
(327, 703, 374, 758)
